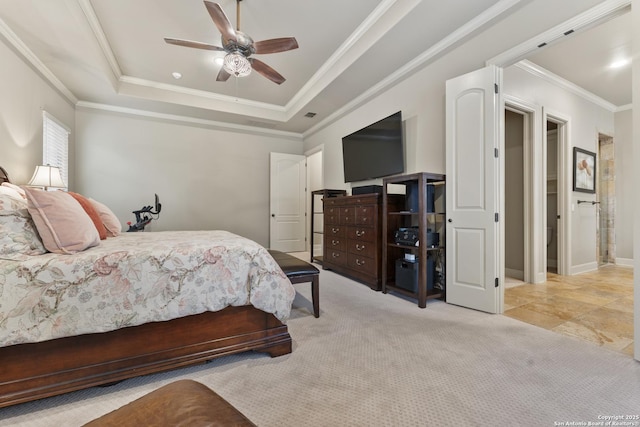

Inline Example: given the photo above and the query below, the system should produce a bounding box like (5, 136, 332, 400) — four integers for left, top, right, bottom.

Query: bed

(0, 166, 295, 408)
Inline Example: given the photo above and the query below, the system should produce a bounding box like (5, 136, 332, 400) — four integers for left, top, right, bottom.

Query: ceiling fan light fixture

(223, 51, 251, 77)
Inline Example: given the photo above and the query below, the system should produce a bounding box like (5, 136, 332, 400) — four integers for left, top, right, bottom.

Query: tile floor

(504, 265, 634, 356)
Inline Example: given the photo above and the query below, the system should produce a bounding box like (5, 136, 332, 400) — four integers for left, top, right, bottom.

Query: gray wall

(0, 35, 75, 185)
(74, 108, 303, 247)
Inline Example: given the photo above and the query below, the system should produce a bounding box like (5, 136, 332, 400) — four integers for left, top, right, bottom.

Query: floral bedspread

(0, 230, 295, 347)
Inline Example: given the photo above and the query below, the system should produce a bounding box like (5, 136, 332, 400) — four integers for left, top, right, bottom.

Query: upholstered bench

(268, 249, 320, 318)
(84, 379, 255, 427)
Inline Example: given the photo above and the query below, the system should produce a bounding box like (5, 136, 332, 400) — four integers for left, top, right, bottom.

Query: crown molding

(76, 101, 303, 141)
(487, 0, 631, 67)
(0, 17, 78, 105)
(303, 0, 523, 138)
(77, 0, 122, 83)
(118, 75, 288, 122)
(515, 60, 617, 112)
(616, 104, 632, 112)
(284, 0, 420, 120)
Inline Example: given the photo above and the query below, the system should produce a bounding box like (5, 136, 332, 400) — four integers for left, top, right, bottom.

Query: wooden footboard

(0, 306, 291, 408)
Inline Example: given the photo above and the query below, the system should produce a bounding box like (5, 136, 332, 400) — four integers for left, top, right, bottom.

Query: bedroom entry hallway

(504, 265, 634, 357)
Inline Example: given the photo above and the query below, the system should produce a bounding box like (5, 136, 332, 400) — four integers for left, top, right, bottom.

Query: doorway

(504, 109, 525, 284)
(546, 121, 559, 273)
(503, 103, 569, 285)
(597, 133, 615, 266)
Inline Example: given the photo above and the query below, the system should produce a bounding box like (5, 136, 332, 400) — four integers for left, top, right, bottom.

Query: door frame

(543, 110, 571, 276)
(504, 96, 537, 284)
(304, 144, 324, 253)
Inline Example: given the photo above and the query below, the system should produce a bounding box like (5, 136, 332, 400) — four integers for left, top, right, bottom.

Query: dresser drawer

(324, 206, 340, 225)
(325, 235, 346, 252)
(325, 224, 345, 237)
(347, 226, 375, 243)
(326, 249, 347, 266)
(355, 205, 376, 226)
(346, 239, 375, 258)
(339, 207, 355, 225)
(347, 253, 376, 276)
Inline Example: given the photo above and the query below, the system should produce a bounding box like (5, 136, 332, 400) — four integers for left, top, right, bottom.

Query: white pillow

(1, 182, 26, 199)
(0, 185, 24, 202)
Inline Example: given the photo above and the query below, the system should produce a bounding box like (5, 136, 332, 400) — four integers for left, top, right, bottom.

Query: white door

(270, 153, 306, 252)
(445, 66, 502, 314)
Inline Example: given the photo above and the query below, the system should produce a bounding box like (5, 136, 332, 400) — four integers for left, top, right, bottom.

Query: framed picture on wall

(573, 147, 596, 193)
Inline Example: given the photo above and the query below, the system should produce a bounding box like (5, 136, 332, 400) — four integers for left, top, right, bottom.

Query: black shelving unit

(381, 172, 446, 308)
(310, 189, 346, 264)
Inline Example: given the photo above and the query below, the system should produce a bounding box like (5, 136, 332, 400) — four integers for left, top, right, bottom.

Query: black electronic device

(352, 185, 383, 195)
(405, 181, 435, 213)
(426, 232, 439, 248)
(395, 257, 435, 293)
(394, 227, 419, 246)
(394, 228, 439, 248)
(342, 111, 404, 183)
(127, 194, 162, 232)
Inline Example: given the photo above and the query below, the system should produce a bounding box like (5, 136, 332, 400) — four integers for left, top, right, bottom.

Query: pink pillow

(24, 188, 100, 254)
(88, 198, 122, 237)
(68, 192, 108, 240)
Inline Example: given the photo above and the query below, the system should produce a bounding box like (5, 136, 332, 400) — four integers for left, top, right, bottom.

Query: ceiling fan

(164, 0, 298, 85)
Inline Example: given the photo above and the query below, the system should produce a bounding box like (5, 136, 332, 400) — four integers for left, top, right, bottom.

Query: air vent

(304, 112, 317, 118)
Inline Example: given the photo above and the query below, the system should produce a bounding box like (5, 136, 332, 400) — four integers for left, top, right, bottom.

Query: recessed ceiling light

(609, 59, 630, 69)
(172, 72, 182, 79)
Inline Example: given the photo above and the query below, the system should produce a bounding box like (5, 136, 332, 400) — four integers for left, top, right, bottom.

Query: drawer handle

(355, 230, 365, 237)
(332, 252, 340, 258)
(332, 240, 340, 246)
(355, 244, 365, 251)
(356, 259, 365, 266)
(332, 227, 339, 233)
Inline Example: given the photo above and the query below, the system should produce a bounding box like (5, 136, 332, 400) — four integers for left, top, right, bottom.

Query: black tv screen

(342, 111, 404, 183)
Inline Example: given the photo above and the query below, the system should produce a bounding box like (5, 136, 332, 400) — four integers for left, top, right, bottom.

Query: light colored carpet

(1, 266, 639, 426)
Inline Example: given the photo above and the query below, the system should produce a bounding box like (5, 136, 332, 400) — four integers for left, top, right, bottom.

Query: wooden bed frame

(0, 168, 292, 408)
(0, 305, 291, 408)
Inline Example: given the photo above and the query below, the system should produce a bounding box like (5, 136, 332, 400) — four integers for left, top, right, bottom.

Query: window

(42, 111, 70, 188)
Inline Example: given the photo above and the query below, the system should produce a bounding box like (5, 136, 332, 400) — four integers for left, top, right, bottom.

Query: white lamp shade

(28, 165, 66, 189)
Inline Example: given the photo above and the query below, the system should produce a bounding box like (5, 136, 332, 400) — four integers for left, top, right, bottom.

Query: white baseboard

(505, 268, 524, 280)
(571, 261, 599, 275)
(615, 258, 634, 267)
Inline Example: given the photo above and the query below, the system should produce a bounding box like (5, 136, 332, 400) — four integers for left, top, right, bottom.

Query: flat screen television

(342, 111, 404, 183)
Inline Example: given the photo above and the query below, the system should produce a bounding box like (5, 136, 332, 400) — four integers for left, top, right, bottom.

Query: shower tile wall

(598, 136, 615, 265)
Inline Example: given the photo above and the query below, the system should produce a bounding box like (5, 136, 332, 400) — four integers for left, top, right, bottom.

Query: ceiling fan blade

(253, 37, 299, 54)
(249, 58, 286, 85)
(204, 1, 237, 43)
(164, 38, 225, 51)
(216, 67, 231, 82)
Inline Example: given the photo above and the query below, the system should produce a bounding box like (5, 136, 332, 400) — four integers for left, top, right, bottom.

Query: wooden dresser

(322, 193, 402, 290)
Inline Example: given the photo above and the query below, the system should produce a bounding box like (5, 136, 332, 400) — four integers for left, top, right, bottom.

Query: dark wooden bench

(268, 250, 320, 318)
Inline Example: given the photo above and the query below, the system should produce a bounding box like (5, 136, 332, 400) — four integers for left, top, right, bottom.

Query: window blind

(42, 111, 70, 188)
